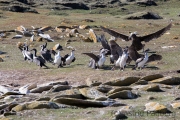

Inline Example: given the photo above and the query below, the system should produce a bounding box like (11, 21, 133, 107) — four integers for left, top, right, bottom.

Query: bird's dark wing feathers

(140, 22, 172, 42)
(82, 53, 99, 62)
(99, 35, 111, 55)
(100, 26, 129, 41)
(147, 54, 162, 63)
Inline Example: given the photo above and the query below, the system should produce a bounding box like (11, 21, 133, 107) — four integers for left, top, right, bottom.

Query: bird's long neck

(57, 51, 61, 56)
(71, 51, 74, 56)
(32, 49, 37, 57)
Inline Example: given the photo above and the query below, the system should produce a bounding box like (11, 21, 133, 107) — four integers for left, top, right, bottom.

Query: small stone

(144, 102, 169, 113)
(171, 102, 180, 109)
(147, 96, 156, 100)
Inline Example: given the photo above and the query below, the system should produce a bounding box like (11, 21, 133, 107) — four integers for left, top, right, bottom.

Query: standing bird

(111, 47, 128, 71)
(133, 49, 162, 70)
(100, 22, 172, 51)
(23, 45, 33, 62)
(119, 46, 129, 71)
(31, 48, 48, 69)
(82, 49, 109, 69)
(53, 49, 64, 68)
(40, 43, 53, 63)
(64, 49, 76, 65)
(133, 49, 149, 70)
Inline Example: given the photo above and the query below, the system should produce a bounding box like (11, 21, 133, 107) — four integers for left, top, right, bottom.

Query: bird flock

(1, 22, 172, 71)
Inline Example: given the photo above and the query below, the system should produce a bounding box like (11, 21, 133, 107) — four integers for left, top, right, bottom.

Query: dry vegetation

(0, 0, 180, 119)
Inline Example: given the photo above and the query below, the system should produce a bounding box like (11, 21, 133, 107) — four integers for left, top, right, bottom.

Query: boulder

(108, 90, 137, 99)
(50, 89, 84, 100)
(138, 84, 162, 92)
(52, 97, 115, 108)
(30, 85, 53, 93)
(36, 97, 51, 101)
(124, 12, 163, 20)
(79, 87, 105, 99)
(19, 83, 37, 94)
(133, 80, 148, 85)
(150, 76, 180, 85)
(144, 102, 169, 113)
(12, 101, 59, 111)
(0, 85, 12, 94)
(89, 29, 99, 43)
(140, 74, 164, 81)
(103, 76, 140, 86)
(79, 25, 90, 29)
(96, 85, 113, 93)
(171, 102, 180, 109)
(48, 85, 71, 92)
(107, 86, 132, 95)
(39, 81, 68, 86)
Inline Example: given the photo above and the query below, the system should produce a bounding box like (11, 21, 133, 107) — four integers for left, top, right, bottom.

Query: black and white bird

(31, 48, 48, 69)
(53, 49, 64, 68)
(23, 45, 33, 62)
(82, 49, 109, 69)
(100, 22, 172, 51)
(40, 43, 53, 63)
(64, 49, 76, 65)
(132, 47, 162, 70)
(119, 47, 129, 71)
(111, 47, 128, 71)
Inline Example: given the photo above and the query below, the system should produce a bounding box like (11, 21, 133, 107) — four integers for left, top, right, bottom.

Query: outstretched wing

(82, 53, 99, 62)
(140, 22, 172, 42)
(147, 54, 162, 63)
(100, 26, 129, 41)
(99, 34, 111, 55)
(109, 40, 123, 61)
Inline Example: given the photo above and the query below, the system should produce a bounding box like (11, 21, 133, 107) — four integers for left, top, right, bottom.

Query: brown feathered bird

(100, 22, 172, 51)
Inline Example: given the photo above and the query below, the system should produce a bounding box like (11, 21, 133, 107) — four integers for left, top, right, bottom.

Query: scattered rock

(137, 0, 157, 6)
(79, 87, 105, 99)
(30, 85, 53, 93)
(19, 83, 37, 94)
(113, 111, 127, 120)
(124, 12, 163, 20)
(147, 96, 156, 100)
(139, 84, 162, 92)
(89, 29, 99, 43)
(144, 102, 169, 113)
(96, 85, 113, 93)
(12, 101, 59, 112)
(107, 86, 132, 95)
(0, 57, 3, 62)
(150, 76, 180, 85)
(0, 85, 12, 94)
(170, 102, 180, 109)
(133, 79, 148, 85)
(108, 90, 137, 99)
(36, 97, 51, 101)
(79, 25, 90, 29)
(140, 74, 163, 81)
(52, 97, 115, 108)
(50, 89, 84, 100)
(49, 85, 71, 92)
(103, 76, 140, 86)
